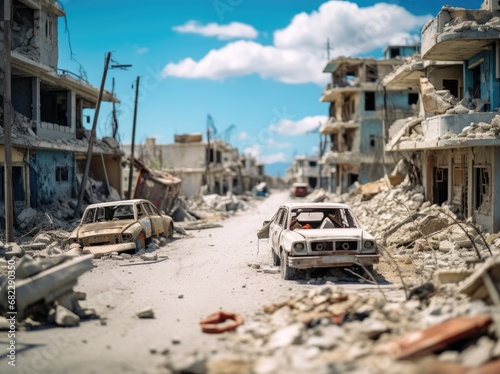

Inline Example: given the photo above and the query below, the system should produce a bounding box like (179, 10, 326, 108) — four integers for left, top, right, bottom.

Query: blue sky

(57, 0, 482, 176)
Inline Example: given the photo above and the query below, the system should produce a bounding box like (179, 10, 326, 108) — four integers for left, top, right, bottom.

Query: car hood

(293, 228, 369, 240)
(75, 220, 136, 236)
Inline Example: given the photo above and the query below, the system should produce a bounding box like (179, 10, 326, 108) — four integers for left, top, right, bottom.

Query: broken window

(443, 79, 459, 100)
(433, 167, 448, 205)
(46, 16, 54, 42)
(475, 167, 490, 214)
(389, 47, 400, 58)
(365, 92, 375, 111)
(408, 93, 419, 106)
(55, 167, 68, 182)
(309, 161, 317, 167)
(366, 64, 378, 82)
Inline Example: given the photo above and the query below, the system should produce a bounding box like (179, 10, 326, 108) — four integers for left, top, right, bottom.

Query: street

(8, 191, 403, 374)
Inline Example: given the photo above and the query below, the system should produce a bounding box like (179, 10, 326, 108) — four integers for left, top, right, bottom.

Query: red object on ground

(375, 314, 492, 360)
(200, 311, 244, 334)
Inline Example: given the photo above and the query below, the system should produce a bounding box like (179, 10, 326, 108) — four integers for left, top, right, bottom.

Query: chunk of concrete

(136, 307, 155, 319)
(55, 305, 80, 327)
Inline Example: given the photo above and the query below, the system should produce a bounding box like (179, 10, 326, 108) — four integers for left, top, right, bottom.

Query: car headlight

(294, 242, 305, 251)
(364, 241, 375, 249)
(122, 233, 133, 241)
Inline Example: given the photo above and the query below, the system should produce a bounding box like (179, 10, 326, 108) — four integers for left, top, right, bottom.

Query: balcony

(421, 6, 500, 60)
(423, 112, 498, 141)
(320, 118, 359, 135)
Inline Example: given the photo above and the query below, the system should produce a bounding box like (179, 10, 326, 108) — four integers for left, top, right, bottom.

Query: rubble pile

(0, 253, 96, 328)
(441, 114, 500, 141)
(442, 14, 500, 33)
(167, 260, 500, 373)
(446, 89, 491, 115)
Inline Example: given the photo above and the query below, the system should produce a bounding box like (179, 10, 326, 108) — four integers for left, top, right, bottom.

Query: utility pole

(3, 0, 14, 242)
(127, 76, 140, 199)
(74, 52, 111, 218)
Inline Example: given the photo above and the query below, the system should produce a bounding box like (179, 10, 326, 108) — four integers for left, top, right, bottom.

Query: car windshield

(82, 203, 135, 223)
(289, 208, 359, 229)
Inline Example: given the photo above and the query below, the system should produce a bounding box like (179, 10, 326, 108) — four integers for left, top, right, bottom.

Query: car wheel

(272, 248, 280, 266)
(168, 223, 174, 240)
(280, 250, 296, 280)
(135, 231, 146, 252)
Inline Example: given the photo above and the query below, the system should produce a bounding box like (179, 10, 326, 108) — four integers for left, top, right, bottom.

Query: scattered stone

(136, 307, 155, 319)
(140, 253, 158, 261)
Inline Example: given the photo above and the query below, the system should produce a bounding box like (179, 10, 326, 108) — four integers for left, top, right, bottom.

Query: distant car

(290, 182, 309, 198)
(68, 199, 174, 257)
(253, 182, 270, 197)
(257, 202, 379, 280)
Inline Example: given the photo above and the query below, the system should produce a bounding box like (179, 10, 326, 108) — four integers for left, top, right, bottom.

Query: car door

(136, 202, 153, 237)
(144, 202, 165, 235)
(270, 207, 288, 251)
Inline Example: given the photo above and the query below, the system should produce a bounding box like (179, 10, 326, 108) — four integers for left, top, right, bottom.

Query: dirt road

(9, 191, 404, 374)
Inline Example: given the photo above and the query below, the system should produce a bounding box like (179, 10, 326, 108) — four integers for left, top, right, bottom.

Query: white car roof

(282, 202, 352, 210)
(85, 199, 150, 209)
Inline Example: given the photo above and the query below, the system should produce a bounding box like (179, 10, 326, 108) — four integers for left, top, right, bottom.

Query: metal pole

(74, 52, 111, 217)
(3, 0, 14, 242)
(127, 76, 140, 199)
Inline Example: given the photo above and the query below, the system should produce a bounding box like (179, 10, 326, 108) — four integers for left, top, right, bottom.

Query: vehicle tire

(280, 250, 296, 280)
(135, 231, 146, 252)
(168, 223, 174, 240)
(272, 248, 280, 266)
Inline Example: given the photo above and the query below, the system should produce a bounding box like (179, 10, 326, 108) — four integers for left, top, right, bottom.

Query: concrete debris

(0, 254, 96, 327)
(136, 307, 155, 319)
(420, 77, 457, 114)
(176, 264, 500, 373)
(440, 115, 500, 141)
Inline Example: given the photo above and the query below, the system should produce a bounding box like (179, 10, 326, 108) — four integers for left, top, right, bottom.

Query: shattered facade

(384, 1, 500, 232)
(0, 0, 122, 216)
(285, 155, 333, 190)
(320, 46, 420, 194)
(124, 135, 260, 198)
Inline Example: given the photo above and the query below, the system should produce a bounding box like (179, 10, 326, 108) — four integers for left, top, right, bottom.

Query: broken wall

(176, 172, 205, 198)
(35, 150, 74, 205)
(159, 143, 206, 169)
(429, 64, 464, 100)
(38, 7, 58, 68)
(464, 50, 500, 110)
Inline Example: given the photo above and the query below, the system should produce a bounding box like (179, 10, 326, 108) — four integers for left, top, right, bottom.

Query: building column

(68, 90, 76, 132)
(32, 77, 40, 124)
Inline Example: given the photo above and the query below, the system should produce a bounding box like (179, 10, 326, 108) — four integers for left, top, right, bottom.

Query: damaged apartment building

(319, 45, 420, 193)
(0, 0, 122, 214)
(124, 135, 263, 198)
(384, 0, 500, 232)
(285, 155, 334, 191)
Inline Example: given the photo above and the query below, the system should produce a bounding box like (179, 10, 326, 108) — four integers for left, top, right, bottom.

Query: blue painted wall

(464, 50, 500, 110)
(35, 150, 75, 205)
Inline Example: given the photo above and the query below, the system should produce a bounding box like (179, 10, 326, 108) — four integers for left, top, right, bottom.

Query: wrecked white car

(68, 199, 174, 257)
(258, 202, 379, 280)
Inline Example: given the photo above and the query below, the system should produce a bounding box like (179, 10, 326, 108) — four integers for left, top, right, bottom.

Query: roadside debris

(0, 254, 96, 327)
(136, 307, 155, 319)
(199, 311, 244, 334)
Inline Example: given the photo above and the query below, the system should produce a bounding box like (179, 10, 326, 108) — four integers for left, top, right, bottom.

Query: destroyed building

(0, 0, 122, 217)
(123, 135, 262, 198)
(285, 155, 333, 190)
(384, 0, 500, 232)
(319, 45, 420, 193)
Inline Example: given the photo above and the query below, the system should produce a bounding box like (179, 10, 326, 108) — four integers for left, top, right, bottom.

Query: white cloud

(162, 40, 325, 84)
(243, 145, 288, 165)
(260, 153, 288, 164)
(266, 139, 291, 149)
(163, 2, 430, 84)
(273, 2, 429, 57)
(172, 21, 258, 40)
(238, 131, 249, 141)
(136, 47, 149, 54)
(270, 115, 328, 136)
